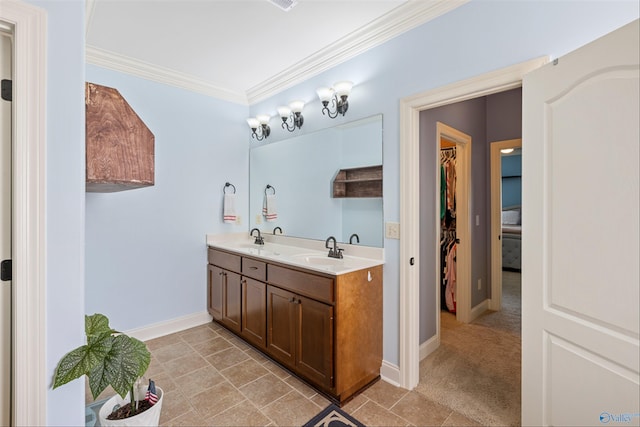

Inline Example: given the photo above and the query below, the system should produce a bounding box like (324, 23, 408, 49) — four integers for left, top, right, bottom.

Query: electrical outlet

(235, 215, 241, 225)
(477, 279, 482, 290)
(255, 214, 262, 225)
(385, 222, 400, 239)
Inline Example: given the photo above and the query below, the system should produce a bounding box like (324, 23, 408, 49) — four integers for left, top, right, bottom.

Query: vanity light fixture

(500, 148, 515, 154)
(247, 114, 271, 141)
(277, 100, 305, 132)
(316, 81, 353, 119)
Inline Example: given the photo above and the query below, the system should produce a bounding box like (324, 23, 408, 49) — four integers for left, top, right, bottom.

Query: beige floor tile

(163, 352, 209, 378)
(190, 381, 245, 419)
(146, 333, 185, 352)
(261, 391, 321, 427)
(207, 401, 272, 427)
(173, 365, 226, 397)
(341, 393, 369, 414)
(390, 391, 452, 426)
(363, 379, 409, 409)
(352, 400, 409, 427)
(228, 335, 253, 351)
(161, 408, 208, 426)
(206, 346, 250, 370)
(262, 359, 291, 380)
(192, 336, 234, 357)
(442, 410, 483, 426)
(283, 375, 317, 399)
(159, 389, 194, 425)
(221, 358, 270, 388)
(239, 373, 295, 408)
(179, 324, 220, 345)
(153, 342, 193, 364)
(146, 355, 167, 378)
(309, 392, 332, 409)
(151, 371, 179, 395)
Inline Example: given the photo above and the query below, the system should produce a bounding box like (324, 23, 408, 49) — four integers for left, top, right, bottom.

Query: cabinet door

(266, 285, 296, 367)
(297, 295, 334, 390)
(222, 270, 242, 333)
(208, 265, 223, 320)
(242, 277, 266, 349)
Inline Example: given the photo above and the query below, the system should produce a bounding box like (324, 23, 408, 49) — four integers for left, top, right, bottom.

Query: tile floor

(87, 272, 521, 426)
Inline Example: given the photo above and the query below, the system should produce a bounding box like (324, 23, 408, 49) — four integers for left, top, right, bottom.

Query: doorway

(490, 139, 522, 311)
(0, 27, 12, 427)
(398, 57, 546, 390)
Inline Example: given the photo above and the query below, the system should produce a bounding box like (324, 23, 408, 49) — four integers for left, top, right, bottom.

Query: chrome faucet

(250, 228, 264, 245)
(349, 233, 360, 244)
(325, 236, 344, 259)
(273, 226, 283, 235)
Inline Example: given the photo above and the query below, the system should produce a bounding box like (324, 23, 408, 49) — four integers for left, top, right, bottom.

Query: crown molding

(85, 0, 467, 106)
(86, 45, 250, 105)
(246, 0, 469, 103)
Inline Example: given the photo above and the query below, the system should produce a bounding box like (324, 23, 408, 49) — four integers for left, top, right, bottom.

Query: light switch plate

(385, 222, 400, 239)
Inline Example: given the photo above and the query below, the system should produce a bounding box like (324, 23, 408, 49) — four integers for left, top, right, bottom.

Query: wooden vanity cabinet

(207, 247, 382, 404)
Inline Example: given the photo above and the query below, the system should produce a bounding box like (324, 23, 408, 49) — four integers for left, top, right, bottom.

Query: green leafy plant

(53, 313, 151, 414)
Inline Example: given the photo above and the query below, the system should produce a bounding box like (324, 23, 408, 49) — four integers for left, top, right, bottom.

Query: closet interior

(440, 143, 457, 313)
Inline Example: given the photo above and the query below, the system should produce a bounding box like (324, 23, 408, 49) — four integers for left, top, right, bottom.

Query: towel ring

(224, 182, 236, 194)
(265, 184, 276, 195)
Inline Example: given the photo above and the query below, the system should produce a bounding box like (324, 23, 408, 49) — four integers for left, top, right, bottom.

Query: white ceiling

(86, 0, 466, 104)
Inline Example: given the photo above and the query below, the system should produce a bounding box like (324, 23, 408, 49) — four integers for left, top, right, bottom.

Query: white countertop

(206, 233, 384, 276)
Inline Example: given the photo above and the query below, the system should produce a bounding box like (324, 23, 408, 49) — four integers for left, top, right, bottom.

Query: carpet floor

(416, 271, 522, 426)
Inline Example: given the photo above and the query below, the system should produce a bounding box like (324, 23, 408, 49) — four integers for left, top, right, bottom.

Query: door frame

(398, 56, 547, 389)
(0, 2, 47, 425)
(435, 123, 472, 328)
(489, 138, 522, 311)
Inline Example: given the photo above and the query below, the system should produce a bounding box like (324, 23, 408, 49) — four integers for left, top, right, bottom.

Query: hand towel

(223, 193, 236, 223)
(262, 194, 277, 222)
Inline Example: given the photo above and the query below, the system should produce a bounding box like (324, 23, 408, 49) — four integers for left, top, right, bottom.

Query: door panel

(241, 277, 266, 348)
(297, 295, 333, 390)
(222, 270, 241, 333)
(266, 285, 296, 367)
(208, 265, 223, 320)
(522, 19, 639, 426)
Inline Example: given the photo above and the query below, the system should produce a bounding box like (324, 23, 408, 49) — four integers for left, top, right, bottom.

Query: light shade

(246, 117, 259, 129)
(257, 114, 270, 125)
(333, 81, 353, 97)
(316, 87, 334, 102)
(289, 100, 305, 113)
(500, 148, 515, 154)
(277, 106, 291, 118)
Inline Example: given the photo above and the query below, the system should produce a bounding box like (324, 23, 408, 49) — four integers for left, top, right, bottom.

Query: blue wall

(85, 66, 248, 329)
(502, 154, 522, 208)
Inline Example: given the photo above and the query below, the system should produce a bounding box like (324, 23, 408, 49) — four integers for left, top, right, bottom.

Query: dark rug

(303, 404, 365, 427)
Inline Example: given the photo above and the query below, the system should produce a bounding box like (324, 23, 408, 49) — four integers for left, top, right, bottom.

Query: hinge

(1, 79, 12, 102)
(1, 260, 11, 281)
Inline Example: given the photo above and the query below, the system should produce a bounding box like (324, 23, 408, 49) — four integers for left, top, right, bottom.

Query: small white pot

(98, 387, 163, 427)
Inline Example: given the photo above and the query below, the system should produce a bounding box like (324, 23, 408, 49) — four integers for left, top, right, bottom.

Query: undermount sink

(292, 254, 345, 266)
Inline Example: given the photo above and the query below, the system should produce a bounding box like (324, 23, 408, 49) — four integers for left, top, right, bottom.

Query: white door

(522, 19, 639, 427)
(0, 30, 12, 426)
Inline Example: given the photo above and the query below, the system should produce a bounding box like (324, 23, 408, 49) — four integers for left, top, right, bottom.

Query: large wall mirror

(249, 114, 383, 247)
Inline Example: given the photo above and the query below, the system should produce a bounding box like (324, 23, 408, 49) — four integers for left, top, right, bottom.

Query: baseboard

(419, 334, 440, 361)
(125, 311, 212, 342)
(470, 299, 489, 322)
(380, 360, 400, 387)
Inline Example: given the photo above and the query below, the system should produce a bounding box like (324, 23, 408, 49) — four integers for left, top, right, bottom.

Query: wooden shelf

(332, 165, 382, 198)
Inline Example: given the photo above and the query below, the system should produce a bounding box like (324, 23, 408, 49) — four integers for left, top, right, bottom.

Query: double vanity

(206, 233, 384, 404)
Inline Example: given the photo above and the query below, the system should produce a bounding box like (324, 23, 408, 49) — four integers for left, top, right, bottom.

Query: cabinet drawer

(268, 264, 334, 304)
(208, 249, 241, 273)
(242, 257, 267, 281)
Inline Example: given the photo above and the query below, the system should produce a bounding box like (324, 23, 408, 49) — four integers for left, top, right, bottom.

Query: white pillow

(502, 209, 520, 225)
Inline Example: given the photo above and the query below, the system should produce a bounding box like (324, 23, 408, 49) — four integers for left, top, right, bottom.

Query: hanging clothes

(440, 147, 457, 313)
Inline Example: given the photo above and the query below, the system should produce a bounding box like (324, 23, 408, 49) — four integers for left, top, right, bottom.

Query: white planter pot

(98, 387, 163, 427)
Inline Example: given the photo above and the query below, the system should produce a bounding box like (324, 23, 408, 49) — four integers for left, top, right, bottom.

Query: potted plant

(53, 313, 164, 426)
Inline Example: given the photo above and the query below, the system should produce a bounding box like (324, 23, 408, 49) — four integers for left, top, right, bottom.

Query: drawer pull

(249, 266, 258, 270)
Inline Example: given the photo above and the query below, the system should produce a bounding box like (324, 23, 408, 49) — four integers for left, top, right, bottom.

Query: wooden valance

(85, 82, 155, 192)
